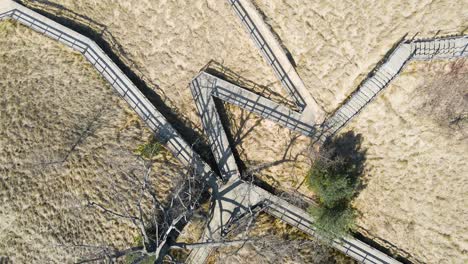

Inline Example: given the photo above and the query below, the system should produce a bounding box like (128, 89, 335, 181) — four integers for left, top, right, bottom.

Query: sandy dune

(253, 0, 467, 113)
(23, 0, 316, 197)
(345, 59, 468, 263)
(0, 21, 184, 263)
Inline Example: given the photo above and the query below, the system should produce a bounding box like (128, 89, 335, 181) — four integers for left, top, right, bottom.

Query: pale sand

(26, 0, 316, 196)
(253, 0, 467, 113)
(0, 21, 184, 263)
(5, 0, 467, 262)
(343, 59, 468, 263)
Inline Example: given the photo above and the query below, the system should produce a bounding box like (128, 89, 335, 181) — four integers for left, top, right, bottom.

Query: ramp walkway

(320, 36, 468, 141)
(1, 0, 466, 263)
(188, 182, 401, 264)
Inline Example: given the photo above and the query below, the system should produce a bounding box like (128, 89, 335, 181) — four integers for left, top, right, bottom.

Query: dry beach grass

(1, 0, 467, 262)
(0, 21, 184, 263)
(346, 59, 468, 263)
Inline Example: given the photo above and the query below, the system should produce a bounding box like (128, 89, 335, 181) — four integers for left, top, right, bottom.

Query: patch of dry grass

(208, 213, 355, 264)
(0, 21, 184, 263)
(346, 59, 468, 263)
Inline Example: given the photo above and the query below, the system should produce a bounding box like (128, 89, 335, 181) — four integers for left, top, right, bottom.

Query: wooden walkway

(226, 0, 324, 124)
(320, 36, 468, 141)
(187, 182, 401, 264)
(189, 0, 467, 262)
(1, 0, 467, 263)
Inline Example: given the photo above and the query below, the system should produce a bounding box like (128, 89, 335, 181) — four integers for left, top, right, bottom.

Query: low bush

(306, 132, 365, 240)
(308, 201, 356, 239)
(307, 159, 358, 208)
(135, 137, 163, 159)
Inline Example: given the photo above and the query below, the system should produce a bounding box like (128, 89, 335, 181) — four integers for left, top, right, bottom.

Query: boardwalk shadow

(204, 61, 304, 181)
(17, 0, 218, 170)
(249, 1, 298, 68)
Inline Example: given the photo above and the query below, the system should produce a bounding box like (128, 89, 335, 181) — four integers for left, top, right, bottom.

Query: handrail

(228, 0, 307, 111)
(265, 202, 390, 264)
(1, 7, 215, 181)
(319, 35, 467, 142)
(2, 1, 466, 263)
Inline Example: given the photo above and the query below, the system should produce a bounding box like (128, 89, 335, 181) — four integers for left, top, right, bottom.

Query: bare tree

(55, 130, 357, 264)
(198, 176, 341, 264)
(65, 139, 209, 263)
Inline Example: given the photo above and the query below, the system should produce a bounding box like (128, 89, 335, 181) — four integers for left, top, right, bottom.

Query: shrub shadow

(322, 130, 368, 194)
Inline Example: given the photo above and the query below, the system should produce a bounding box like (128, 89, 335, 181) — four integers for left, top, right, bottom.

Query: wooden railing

(319, 35, 468, 142)
(2, 1, 466, 263)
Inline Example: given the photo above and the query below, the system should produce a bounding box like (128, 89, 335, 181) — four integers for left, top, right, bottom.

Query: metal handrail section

(227, 0, 307, 111)
(319, 35, 468, 142)
(210, 79, 316, 135)
(265, 202, 396, 264)
(410, 36, 468, 60)
(0, 9, 12, 19)
(1, 7, 214, 179)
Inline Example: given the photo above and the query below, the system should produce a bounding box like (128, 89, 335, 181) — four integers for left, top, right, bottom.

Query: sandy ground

(344, 59, 468, 263)
(253, 0, 468, 113)
(0, 21, 184, 263)
(23, 0, 467, 199)
(18, 0, 317, 198)
(4, 0, 467, 262)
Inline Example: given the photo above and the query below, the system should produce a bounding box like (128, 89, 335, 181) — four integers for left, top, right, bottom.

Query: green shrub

(133, 234, 143, 247)
(135, 138, 163, 159)
(307, 159, 358, 208)
(309, 203, 356, 240)
(306, 132, 365, 239)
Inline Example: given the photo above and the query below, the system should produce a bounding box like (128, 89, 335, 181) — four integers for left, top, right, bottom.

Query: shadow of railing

(12, 0, 219, 171)
(202, 60, 298, 110)
(212, 97, 250, 178)
(354, 232, 414, 264)
(248, 0, 298, 68)
(228, 0, 306, 110)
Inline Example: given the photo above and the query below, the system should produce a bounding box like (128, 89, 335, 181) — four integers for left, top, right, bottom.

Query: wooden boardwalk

(319, 36, 468, 141)
(226, 0, 324, 124)
(1, 0, 467, 263)
(187, 182, 401, 264)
